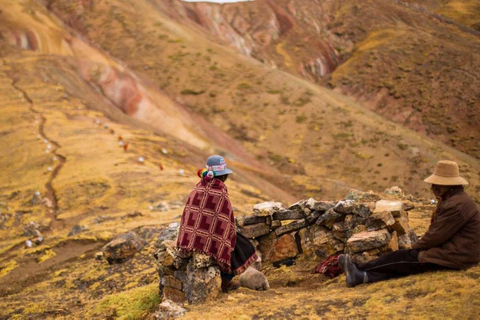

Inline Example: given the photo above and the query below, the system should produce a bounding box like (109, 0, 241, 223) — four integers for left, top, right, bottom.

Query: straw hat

(424, 160, 469, 186)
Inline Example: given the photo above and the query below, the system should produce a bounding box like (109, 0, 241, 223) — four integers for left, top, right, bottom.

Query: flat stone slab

(274, 219, 308, 236)
(347, 229, 392, 253)
(272, 209, 305, 220)
(238, 223, 271, 238)
(236, 215, 268, 226)
(374, 200, 404, 217)
(253, 202, 283, 216)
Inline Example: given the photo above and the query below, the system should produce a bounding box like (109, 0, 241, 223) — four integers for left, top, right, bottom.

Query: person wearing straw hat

(338, 160, 480, 287)
(177, 155, 259, 293)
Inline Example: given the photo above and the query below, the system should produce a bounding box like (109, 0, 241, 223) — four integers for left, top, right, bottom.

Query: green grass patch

(88, 283, 160, 319)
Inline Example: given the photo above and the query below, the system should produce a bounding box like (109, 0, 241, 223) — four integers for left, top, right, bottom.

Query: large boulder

(102, 231, 145, 264)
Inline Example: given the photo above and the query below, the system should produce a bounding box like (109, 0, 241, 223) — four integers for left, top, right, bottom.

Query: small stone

(333, 200, 356, 214)
(152, 299, 186, 319)
(347, 229, 392, 253)
(253, 202, 283, 216)
(272, 209, 304, 220)
(47, 166, 53, 172)
(239, 266, 270, 291)
(95, 251, 103, 260)
(153, 201, 170, 212)
(68, 225, 88, 237)
(288, 199, 307, 211)
(161, 148, 168, 154)
(384, 186, 404, 197)
(25, 240, 33, 248)
(179, 169, 184, 176)
(138, 156, 145, 163)
(119, 140, 124, 147)
(305, 198, 316, 210)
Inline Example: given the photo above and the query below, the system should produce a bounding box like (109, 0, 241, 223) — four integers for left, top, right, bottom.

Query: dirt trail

(10, 77, 66, 230)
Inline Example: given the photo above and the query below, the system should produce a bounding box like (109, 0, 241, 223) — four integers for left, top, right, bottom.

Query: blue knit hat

(206, 155, 233, 176)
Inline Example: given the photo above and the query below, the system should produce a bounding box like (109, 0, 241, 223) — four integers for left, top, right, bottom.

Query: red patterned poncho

(177, 178, 236, 272)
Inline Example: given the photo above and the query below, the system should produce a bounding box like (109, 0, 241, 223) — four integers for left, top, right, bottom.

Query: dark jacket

(412, 188, 480, 269)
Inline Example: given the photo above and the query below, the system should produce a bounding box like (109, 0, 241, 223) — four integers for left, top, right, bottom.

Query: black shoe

(338, 254, 366, 288)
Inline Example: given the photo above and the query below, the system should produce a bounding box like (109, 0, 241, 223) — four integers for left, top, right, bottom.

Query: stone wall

(239, 188, 417, 265)
(153, 187, 418, 304)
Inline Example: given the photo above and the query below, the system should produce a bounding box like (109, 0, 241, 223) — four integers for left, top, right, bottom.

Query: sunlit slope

(40, 0, 480, 201)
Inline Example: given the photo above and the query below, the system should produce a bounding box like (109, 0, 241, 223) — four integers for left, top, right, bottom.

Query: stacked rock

(237, 189, 417, 265)
(153, 223, 222, 305)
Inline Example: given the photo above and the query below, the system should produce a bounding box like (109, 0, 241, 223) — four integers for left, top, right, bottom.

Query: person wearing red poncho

(177, 155, 258, 293)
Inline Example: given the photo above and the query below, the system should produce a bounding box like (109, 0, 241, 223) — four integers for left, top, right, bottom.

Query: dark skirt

(230, 232, 258, 275)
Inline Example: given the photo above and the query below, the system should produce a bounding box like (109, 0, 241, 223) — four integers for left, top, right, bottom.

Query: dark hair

(215, 174, 228, 182)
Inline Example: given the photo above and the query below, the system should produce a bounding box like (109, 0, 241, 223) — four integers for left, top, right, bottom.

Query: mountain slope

(105, 0, 480, 160)
(36, 0, 480, 200)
